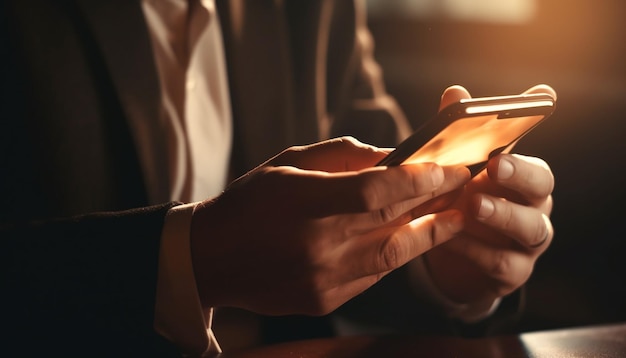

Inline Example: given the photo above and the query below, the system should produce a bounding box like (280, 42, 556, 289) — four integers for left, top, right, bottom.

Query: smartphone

(376, 91, 556, 176)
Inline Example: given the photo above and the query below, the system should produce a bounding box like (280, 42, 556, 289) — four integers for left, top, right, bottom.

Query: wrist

(156, 202, 214, 355)
(189, 198, 222, 309)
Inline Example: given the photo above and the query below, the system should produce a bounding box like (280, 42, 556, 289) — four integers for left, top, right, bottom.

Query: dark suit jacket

(1, 0, 410, 355)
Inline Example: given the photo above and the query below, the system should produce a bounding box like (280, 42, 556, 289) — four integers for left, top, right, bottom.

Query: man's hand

(422, 85, 556, 306)
(190, 137, 471, 316)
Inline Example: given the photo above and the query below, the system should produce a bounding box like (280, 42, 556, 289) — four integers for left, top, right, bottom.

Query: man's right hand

(190, 137, 471, 316)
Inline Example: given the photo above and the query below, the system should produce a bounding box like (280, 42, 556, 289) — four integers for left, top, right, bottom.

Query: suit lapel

(218, 0, 322, 174)
(74, 0, 170, 203)
(74, 0, 330, 189)
(284, 0, 331, 141)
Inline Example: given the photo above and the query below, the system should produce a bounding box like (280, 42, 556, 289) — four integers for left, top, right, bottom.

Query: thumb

(439, 85, 472, 112)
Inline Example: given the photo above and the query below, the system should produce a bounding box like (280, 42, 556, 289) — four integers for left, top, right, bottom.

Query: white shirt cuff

(407, 257, 501, 323)
(154, 202, 222, 357)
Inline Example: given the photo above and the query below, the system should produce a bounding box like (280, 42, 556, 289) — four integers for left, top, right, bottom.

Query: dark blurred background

(365, 0, 626, 332)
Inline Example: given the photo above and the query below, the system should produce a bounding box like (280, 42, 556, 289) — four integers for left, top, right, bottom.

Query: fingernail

(498, 158, 515, 180)
(431, 165, 444, 187)
(477, 196, 495, 220)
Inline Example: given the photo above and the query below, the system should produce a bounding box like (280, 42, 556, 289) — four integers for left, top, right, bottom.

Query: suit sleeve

(1, 203, 182, 357)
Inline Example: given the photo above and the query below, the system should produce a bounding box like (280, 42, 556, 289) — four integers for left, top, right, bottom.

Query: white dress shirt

(141, 0, 230, 355)
(142, 0, 232, 204)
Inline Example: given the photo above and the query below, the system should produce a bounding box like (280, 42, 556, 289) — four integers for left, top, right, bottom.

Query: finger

(438, 85, 472, 112)
(486, 154, 555, 206)
(345, 210, 465, 278)
(434, 235, 533, 295)
(472, 193, 554, 250)
(522, 84, 557, 100)
(268, 136, 388, 172)
(342, 166, 470, 231)
(407, 190, 461, 220)
(291, 162, 459, 216)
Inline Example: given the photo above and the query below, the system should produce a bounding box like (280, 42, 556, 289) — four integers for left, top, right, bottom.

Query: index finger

(284, 163, 468, 216)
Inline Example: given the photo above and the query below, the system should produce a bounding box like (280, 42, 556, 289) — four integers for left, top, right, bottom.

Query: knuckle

(411, 171, 430, 199)
(397, 166, 423, 197)
(258, 165, 285, 180)
(258, 167, 292, 192)
(273, 145, 305, 165)
(377, 235, 405, 272)
(285, 144, 307, 153)
(326, 136, 361, 152)
(358, 177, 384, 211)
(499, 202, 515, 231)
(337, 136, 359, 146)
(490, 250, 513, 279)
(372, 205, 397, 225)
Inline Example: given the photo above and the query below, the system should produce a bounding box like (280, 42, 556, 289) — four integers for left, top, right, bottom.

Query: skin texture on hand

(422, 85, 556, 305)
(189, 137, 471, 316)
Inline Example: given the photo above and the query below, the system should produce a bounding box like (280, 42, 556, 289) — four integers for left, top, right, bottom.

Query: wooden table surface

(216, 322, 626, 358)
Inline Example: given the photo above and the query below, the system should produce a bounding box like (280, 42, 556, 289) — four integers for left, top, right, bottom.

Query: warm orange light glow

(403, 114, 544, 167)
(367, 0, 538, 24)
(444, 0, 537, 24)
